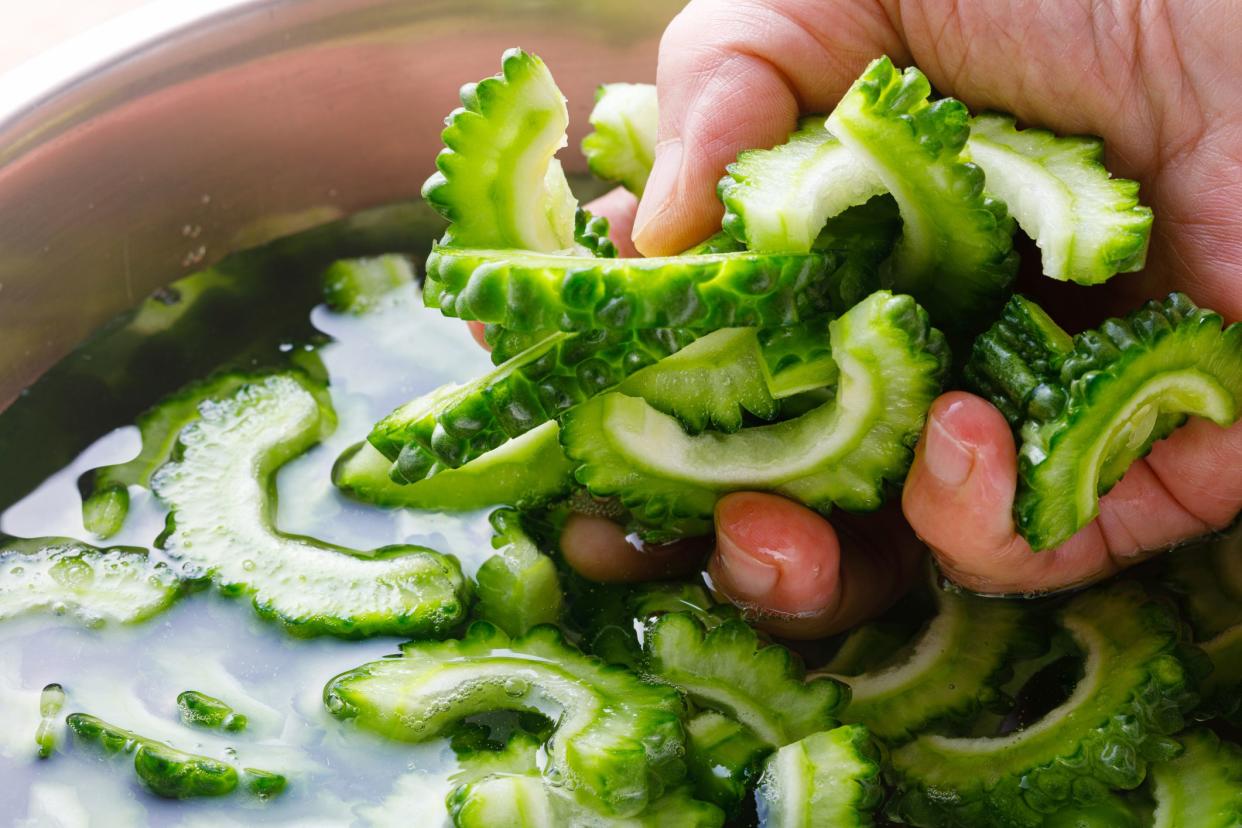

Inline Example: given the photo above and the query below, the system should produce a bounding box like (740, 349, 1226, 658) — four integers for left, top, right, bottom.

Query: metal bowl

(0, 0, 678, 408)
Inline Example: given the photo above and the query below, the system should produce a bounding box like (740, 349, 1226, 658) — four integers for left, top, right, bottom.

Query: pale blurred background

(1, 0, 149, 74)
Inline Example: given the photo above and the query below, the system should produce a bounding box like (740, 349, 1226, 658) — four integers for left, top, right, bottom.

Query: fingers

(559, 512, 708, 583)
(902, 392, 1236, 595)
(467, 321, 489, 351)
(633, 0, 905, 255)
(583, 188, 641, 257)
(708, 493, 919, 638)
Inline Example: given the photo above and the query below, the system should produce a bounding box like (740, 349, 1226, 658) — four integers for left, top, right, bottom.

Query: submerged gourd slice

(889, 582, 1194, 828)
(720, 117, 888, 253)
(582, 83, 659, 197)
(684, 711, 771, 817)
(0, 537, 182, 625)
(644, 613, 849, 747)
(1151, 729, 1242, 828)
(472, 508, 563, 636)
(333, 423, 574, 510)
(967, 293, 1242, 550)
(151, 374, 469, 638)
(832, 575, 1044, 742)
(323, 621, 686, 817)
(423, 48, 576, 252)
(827, 57, 1017, 332)
(966, 113, 1151, 284)
(321, 255, 415, 314)
(561, 290, 948, 537)
(753, 725, 884, 828)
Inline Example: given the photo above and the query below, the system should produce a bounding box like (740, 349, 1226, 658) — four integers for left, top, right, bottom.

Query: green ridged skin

(582, 82, 658, 197)
(1151, 729, 1242, 828)
(321, 255, 415, 314)
(888, 582, 1195, 828)
(576, 208, 618, 258)
(827, 57, 1017, 333)
(473, 508, 563, 636)
(333, 425, 574, 510)
(644, 613, 849, 747)
(1009, 293, 1242, 550)
(0, 536, 182, 626)
(684, 711, 771, 817)
(323, 621, 687, 817)
(964, 295, 1076, 427)
(560, 291, 949, 538)
(720, 117, 889, 253)
(152, 374, 469, 638)
(450, 775, 725, 828)
(244, 768, 288, 798)
(67, 713, 240, 799)
(967, 113, 1152, 284)
(368, 326, 697, 473)
(422, 49, 576, 252)
(832, 576, 1045, 742)
(35, 683, 65, 759)
(423, 246, 867, 333)
(754, 725, 884, 828)
(177, 690, 247, 732)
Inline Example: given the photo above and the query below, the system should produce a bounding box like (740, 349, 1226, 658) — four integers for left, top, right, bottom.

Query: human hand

(554, 0, 1242, 633)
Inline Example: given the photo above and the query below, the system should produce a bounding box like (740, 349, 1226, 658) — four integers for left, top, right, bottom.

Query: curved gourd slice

(1151, 729, 1242, 828)
(561, 291, 949, 537)
(582, 83, 659, 197)
(0, 537, 182, 626)
(966, 292, 1242, 550)
(323, 621, 686, 817)
(753, 725, 884, 828)
(472, 508, 563, 636)
(422, 48, 576, 252)
(424, 246, 866, 333)
(321, 255, 415, 314)
(966, 113, 1151, 284)
(684, 710, 771, 817)
(333, 424, 574, 510)
(151, 375, 469, 638)
(888, 582, 1195, 828)
(832, 575, 1044, 742)
(720, 117, 887, 253)
(644, 613, 848, 747)
(827, 57, 1017, 332)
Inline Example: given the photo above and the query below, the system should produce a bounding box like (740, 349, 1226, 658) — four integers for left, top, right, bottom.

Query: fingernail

(923, 416, 975, 487)
(711, 527, 779, 601)
(632, 138, 683, 247)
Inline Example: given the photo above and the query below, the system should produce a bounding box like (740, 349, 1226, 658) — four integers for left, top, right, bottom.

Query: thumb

(632, 0, 906, 256)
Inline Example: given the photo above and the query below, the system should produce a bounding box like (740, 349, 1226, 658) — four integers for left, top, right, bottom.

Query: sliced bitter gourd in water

(1150, 728, 1242, 828)
(472, 508, 563, 636)
(0, 536, 182, 626)
(753, 725, 884, 828)
(151, 374, 469, 638)
(323, 621, 686, 817)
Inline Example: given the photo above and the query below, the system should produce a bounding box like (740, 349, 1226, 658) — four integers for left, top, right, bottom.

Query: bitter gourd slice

(424, 245, 866, 333)
(582, 82, 658, 196)
(831, 574, 1044, 742)
(35, 683, 65, 759)
(576, 208, 619, 258)
(333, 424, 574, 510)
(888, 582, 1195, 828)
(177, 690, 247, 732)
(473, 508, 563, 636)
(323, 621, 686, 816)
(422, 48, 576, 252)
(1150, 728, 1242, 828)
(561, 291, 949, 537)
(1041, 797, 1143, 828)
(966, 113, 1151, 285)
(720, 117, 889, 253)
(151, 374, 469, 638)
(0, 536, 182, 625)
(827, 57, 1017, 332)
(67, 713, 239, 799)
(644, 613, 849, 747)
(321, 255, 415, 314)
(966, 293, 1242, 550)
(684, 711, 771, 817)
(753, 725, 884, 828)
